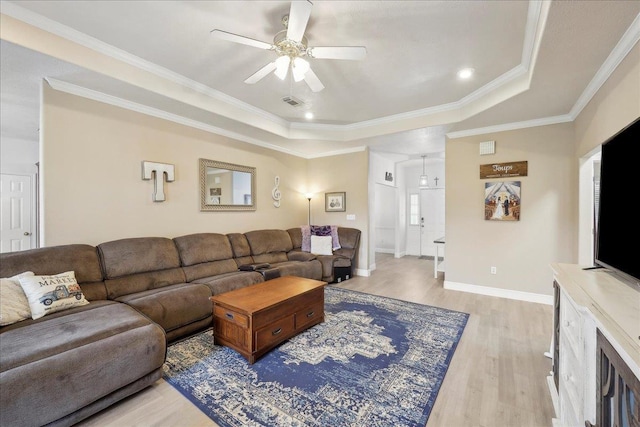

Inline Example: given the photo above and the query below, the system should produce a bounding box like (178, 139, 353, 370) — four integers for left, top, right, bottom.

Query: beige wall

(445, 123, 576, 297)
(575, 43, 639, 156)
(41, 86, 310, 246)
(307, 151, 370, 273)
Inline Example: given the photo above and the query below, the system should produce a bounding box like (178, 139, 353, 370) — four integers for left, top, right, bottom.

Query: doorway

(0, 173, 35, 252)
(420, 188, 445, 258)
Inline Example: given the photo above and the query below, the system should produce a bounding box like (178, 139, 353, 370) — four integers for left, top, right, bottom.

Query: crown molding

(569, 12, 640, 119)
(0, 1, 289, 129)
(44, 77, 305, 158)
(3, 0, 550, 143)
(445, 114, 573, 139)
(44, 77, 367, 159)
(447, 10, 639, 140)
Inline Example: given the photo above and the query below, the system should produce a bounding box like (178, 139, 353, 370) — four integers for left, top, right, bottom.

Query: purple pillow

(310, 225, 332, 236)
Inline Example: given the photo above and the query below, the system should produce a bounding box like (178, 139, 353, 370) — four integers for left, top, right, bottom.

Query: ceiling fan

(211, 0, 366, 92)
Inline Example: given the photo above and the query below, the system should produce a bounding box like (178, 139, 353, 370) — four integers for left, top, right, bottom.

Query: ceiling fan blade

(211, 29, 273, 50)
(286, 0, 313, 43)
(303, 68, 325, 92)
(308, 46, 367, 60)
(244, 62, 277, 84)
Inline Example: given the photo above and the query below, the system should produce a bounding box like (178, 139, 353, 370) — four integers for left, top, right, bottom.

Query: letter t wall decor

(142, 161, 175, 202)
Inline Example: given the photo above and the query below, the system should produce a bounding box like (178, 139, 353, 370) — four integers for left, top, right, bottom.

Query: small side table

(434, 236, 445, 278)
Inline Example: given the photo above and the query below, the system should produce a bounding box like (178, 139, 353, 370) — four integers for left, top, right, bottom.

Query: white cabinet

(556, 289, 596, 426)
(549, 263, 640, 427)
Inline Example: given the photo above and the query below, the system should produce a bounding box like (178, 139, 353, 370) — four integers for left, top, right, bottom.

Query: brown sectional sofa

(0, 227, 360, 427)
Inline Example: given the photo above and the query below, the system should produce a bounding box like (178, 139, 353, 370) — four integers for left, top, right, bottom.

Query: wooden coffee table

(209, 276, 326, 364)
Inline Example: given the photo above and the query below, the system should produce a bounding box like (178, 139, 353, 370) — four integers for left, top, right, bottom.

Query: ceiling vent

(282, 96, 304, 107)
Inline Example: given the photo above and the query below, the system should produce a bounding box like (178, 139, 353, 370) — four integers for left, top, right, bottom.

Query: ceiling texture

(1, 1, 639, 160)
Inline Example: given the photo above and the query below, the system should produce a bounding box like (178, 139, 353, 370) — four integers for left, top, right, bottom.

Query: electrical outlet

(491, 266, 497, 275)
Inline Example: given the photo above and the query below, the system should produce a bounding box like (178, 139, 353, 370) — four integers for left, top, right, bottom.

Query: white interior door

(374, 184, 396, 253)
(420, 188, 445, 258)
(1, 174, 33, 253)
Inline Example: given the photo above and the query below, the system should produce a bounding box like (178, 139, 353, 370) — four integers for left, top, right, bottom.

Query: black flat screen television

(594, 116, 640, 286)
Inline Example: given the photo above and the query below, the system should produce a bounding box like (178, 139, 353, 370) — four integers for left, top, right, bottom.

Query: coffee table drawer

(214, 305, 249, 328)
(295, 301, 324, 330)
(255, 315, 295, 351)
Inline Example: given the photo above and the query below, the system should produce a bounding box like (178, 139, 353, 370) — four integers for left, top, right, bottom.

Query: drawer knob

(225, 312, 234, 319)
(306, 311, 315, 318)
(272, 328, 282, 336)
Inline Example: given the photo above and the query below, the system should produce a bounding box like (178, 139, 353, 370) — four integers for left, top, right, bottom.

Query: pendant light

(419, 155, 429, 188)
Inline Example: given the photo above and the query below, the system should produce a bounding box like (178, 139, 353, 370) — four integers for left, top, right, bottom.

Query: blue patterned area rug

(163, 287, 469, 427)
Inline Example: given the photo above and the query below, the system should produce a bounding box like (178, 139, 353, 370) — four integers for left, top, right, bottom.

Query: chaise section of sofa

(0, 244, 166, 427)
(242, 229, 323, 280)
(287, 227, 361, 283)
(97, 237, 212, 343)
(173, 233, 264, 295)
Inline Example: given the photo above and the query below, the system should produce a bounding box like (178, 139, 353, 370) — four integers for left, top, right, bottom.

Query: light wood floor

(77, 253, 555, 427)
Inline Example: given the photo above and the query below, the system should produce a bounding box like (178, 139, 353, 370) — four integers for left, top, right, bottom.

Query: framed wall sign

(325, 192, 346, 212)
(480, 161, 528, 179)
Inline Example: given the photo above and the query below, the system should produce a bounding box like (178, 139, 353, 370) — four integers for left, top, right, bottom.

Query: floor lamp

(306, 193, 313, 225)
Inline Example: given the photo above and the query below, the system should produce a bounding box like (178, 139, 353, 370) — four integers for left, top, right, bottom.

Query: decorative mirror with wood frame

(199, 158, 256, 211)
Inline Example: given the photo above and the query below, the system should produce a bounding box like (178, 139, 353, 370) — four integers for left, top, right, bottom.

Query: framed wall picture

(325, 192, 346, 212)
(484, 181, 521, 221)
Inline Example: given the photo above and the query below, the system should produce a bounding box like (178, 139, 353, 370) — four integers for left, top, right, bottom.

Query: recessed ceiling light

(457, 68, 475, 79)
(305, 112, 314, 120)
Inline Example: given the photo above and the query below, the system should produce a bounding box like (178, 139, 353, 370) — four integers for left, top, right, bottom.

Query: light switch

(346, 214, 356, 220)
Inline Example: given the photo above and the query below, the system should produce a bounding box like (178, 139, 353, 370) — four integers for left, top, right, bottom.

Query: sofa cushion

(98, 237, 181, 278)
(0, 301, 165, 427)
(269, 260, 323, 280)
(244, 229, 294, 255)
(103, 268, 186, 300)
(18, 271, 89, 320)
(115, 282, 211, 333)
(0, 244, 107, 301)
(0, 272, 34, 326)
(98, 237, 186, 299)
(181, 259, 241, 283)
(191, 271, 264, 295)
(173, 233, 234, 266)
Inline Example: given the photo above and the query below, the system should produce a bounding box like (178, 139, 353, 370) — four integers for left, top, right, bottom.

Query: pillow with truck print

(18, 271, 89, 320)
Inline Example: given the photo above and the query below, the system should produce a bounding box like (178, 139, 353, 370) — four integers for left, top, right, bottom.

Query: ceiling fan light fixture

(274, 56, 291, 80)
(292, 57, 310, 82)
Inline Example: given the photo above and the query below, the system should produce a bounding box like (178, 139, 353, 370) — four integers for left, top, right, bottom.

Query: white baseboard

(375, 248, 395, 254)
(443, 280, 554, 305)
(394, 251, 406, 258)
(355, 267, 372, 277)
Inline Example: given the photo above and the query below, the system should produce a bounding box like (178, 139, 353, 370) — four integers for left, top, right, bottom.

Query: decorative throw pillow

(301, 225, 311, 252)
(310, 235, 333, 255)
(310, 225, 332, 236)
(18, 271, 89, 320)
(0, 271, 35, 326)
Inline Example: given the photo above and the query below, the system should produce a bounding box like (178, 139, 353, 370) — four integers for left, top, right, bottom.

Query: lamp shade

(292, 57, 310, 82)
(274, 56, 291, 80)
